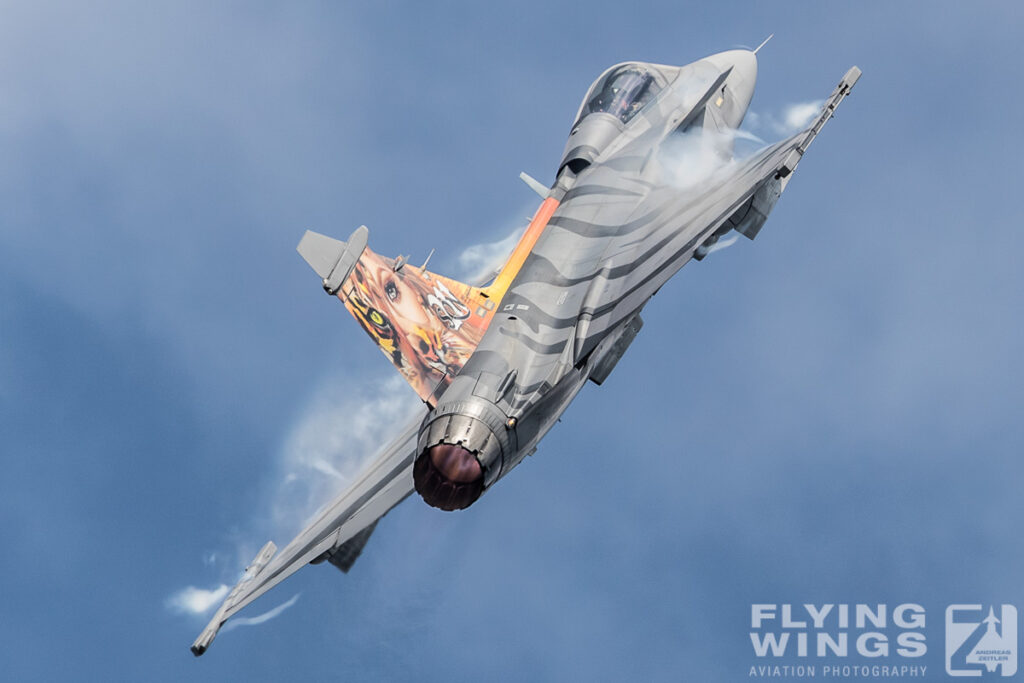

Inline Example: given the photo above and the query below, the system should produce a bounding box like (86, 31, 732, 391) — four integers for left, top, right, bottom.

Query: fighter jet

(191, 47, 860, 655)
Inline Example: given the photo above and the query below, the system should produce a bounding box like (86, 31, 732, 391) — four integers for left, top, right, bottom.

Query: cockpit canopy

(576, 64, 662, 126)
(559, 62, 672, 177)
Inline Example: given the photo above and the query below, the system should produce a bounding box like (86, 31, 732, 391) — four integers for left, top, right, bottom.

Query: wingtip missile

(190, 541, 278, 657)
(190, 628, 216, 657)
(245, 541, 278, 574)
(842, 66, 862, 92)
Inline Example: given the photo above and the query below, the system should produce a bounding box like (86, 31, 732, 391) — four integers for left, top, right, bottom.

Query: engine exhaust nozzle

(413, 443, 485, 511)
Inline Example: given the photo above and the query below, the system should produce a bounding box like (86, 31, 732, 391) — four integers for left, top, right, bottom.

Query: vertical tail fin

(297, 197, 562, 404)
(298, 228, 492, 404)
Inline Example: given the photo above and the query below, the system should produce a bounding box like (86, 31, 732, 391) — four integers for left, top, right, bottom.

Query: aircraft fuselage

(413, 51, 761, 510)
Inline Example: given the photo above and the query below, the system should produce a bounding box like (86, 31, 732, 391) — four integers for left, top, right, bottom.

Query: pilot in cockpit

(585, 66, 658, 124)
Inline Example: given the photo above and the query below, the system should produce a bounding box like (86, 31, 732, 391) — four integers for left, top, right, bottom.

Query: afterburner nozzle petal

(414, 444, 485, 511)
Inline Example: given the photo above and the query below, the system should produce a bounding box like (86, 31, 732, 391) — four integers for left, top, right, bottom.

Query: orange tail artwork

(336, 197, 560, 405)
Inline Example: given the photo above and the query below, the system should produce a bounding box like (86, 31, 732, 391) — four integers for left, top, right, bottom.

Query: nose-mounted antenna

(753, 34, 774, 55)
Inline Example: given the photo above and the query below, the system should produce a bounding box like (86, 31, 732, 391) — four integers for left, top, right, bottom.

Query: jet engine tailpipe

(413, 443, 484, 511)
(414, 402, 510, 511)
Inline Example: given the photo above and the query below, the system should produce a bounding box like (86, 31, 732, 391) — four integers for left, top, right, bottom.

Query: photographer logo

(946, 605, 1017, 677)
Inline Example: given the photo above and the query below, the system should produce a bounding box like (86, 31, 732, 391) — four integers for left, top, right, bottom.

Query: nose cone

(707, 49, 757, 89)
(414, 444, 485, 511)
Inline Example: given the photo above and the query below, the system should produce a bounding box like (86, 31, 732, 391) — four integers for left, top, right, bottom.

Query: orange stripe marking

(479, 197, 560, 321)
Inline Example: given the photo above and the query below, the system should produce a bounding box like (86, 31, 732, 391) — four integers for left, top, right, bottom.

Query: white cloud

(656, 129, 737, 190)
(171, 371, 422, 628)
(165, 583, 299, 634)
(270, 374, 421, 538)
(742, 99, 825, 138)
(456, 226, 525, 286)
(165, 584, 229, 615)
(782, 100, 824, 132)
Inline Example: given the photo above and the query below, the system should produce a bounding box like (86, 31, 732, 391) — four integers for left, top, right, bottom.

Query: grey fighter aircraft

(191, 47, 860, 655)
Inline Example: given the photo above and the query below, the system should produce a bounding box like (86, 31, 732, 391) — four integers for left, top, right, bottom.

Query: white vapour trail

(166, 376, 419, 622)
(704, 235, 739, 255)
(781, 100, 824, 132)
(744, 99, 825, 138)
(222, 594, 300, 632)
(658, 98, 829, 192)
(732, 129, 765, 145)
(270, 374, 421, 538)
(165, 584, 230, 615)
(457, 225, 525, 286)
(656, 129, 739, 190)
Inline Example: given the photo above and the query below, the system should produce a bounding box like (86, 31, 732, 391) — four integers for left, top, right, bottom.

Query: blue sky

(2, 2, 1022, 681)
